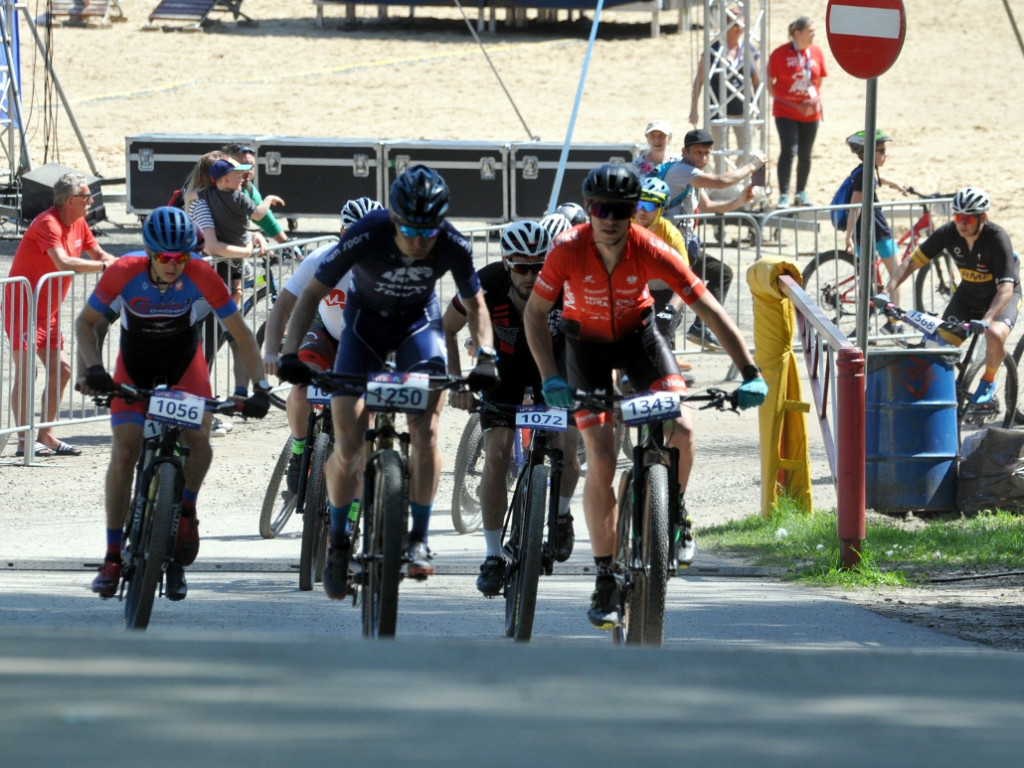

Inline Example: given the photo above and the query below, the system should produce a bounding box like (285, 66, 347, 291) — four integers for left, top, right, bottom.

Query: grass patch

(698, 498, 1024, 588)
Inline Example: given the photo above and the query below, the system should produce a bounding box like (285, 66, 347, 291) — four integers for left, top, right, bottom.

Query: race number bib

(147, 389, 205, 430)
(903, 309, 942, 336)
(620, 390, 681, 425)
(365, 372, 430, 413)
(515, 404, 568, 432)
(307, 385, 333, 406)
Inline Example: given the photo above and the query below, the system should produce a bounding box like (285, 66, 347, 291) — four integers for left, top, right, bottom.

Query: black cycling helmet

(389, 164, 450, 226)
(582, 163, 642, 202)
(555, 201, 588, 225)
(143, 206, 196, 253)
(846, 129, 893, 154)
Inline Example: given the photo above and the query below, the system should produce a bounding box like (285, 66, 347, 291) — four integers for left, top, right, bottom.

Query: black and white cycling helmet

(340, 196, 383, 227)
(390, 164, 450, 226)
(555, 202, 588, 225)
(143, 206, 196, 253)
(582, 163, 642, 202)
(846, 129, 893, 153)
(499, 220, 551, 262)
(540, 212, 573, 240)
(951, 186, 990, 216)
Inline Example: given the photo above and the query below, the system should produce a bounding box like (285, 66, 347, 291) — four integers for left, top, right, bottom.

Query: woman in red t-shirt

(768, 16, 827, 209)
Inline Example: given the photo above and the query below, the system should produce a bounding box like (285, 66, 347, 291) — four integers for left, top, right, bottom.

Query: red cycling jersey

(533, 224, 706, 343)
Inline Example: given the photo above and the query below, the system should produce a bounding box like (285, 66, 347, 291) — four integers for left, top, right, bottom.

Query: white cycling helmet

(555, 202, 588, 225)
(340, 196, 384, 227)
(540, 212, 572, 240)
(951, 187, 990, 216)
(499, 220, 551, 262)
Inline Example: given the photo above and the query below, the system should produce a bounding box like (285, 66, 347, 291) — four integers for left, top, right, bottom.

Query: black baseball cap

(684, 129, 714, 148)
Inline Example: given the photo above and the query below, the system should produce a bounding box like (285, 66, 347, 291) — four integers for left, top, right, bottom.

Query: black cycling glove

(241, 391, 271, 419)
(466, 358, 500, 392)
(85, 365, 115, 393)
(277, 353, 314, 386)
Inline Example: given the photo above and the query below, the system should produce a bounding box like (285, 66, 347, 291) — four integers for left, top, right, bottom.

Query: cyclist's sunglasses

(151, 251, 191, 265)
(398, 223, 441, 238)
(589, 201, 636, 221)
(507, 261, 544, 275)
(954, 213, 980, 226)
(637, 199, 663, 213)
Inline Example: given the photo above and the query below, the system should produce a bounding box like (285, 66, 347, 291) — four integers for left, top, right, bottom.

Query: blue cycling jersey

(313, 209, 480, 320)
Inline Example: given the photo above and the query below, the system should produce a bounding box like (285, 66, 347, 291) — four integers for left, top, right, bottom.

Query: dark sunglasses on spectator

(589, 201, 636, 220)
(151, 252, 191, 265)
(954, 213, 979, 225)
(507, 262, 544, 275)
(237, 145, 257, 155)
(398, 224, 441, 238)
(637, 199, 663, 213)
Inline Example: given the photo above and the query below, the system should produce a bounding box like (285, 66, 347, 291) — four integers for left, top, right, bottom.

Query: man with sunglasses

(442, 220, 581, 597)
(660, 129, 763, 349)
(277, 165, 498, 589)
(524, 163, 767, 630)
(77, 207, 272, 602)
(876, 187, 1021, 405)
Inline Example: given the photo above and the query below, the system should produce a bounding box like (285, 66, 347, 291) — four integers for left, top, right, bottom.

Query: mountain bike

(91, 384, 249, 631)
(311, 368, 470, 638)
(876, 301, 1018, 442)
(803, 189, 959, 338)
(579, 386, 740, 647)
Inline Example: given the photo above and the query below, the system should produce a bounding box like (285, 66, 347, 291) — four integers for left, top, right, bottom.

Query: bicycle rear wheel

(504, 464, 546, 642)
(450, 413, 485, 534)
(361, 451, 408, 639)
(959, 350, 1018, 442)
(299, 432, 331, 592)
(260, 440, 297, 539)
(626, 463, 669, 647)
(802, 250, 873, 338)
(913, 251, 960, 317)
(124, 462, 179, 631)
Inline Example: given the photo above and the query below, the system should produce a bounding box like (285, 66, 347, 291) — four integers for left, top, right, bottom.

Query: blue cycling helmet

(143, 206, 197, 253)
(390, 165, 450, 226)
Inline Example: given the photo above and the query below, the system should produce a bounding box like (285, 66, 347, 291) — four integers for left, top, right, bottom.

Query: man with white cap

(633, 119, 680, 179)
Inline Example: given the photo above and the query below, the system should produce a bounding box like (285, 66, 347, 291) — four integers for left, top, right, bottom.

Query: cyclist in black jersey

(443, 220, 581, 597)
(877, 186, 1021, 404)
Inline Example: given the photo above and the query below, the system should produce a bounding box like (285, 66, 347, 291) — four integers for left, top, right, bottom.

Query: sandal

(14, 441, 56, 458)
(52, 441, 82, 457)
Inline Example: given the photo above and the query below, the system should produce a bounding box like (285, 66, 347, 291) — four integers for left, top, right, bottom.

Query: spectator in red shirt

(3, 173, 116, 457)
(768, 16, 827, 209)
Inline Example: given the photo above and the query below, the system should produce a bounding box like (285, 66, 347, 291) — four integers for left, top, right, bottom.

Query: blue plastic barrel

(865, 348, 959, 512)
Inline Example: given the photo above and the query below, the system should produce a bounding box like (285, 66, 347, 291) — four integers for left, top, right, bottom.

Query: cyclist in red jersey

(524, 163, 767, 630)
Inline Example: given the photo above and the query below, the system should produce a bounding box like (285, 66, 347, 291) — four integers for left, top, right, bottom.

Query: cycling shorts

(333, 300, 447, 396)
(566, 310, 687, 430)
(110, 345, 212, 427)
(944, 285, 1022, 330)
(298, 314, 338, 373)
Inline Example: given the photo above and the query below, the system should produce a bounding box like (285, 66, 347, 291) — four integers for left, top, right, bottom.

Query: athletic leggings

(774, 116, 820, 196)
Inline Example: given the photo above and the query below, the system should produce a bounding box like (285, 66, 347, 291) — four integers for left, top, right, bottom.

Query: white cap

(645, 119, 672, 136)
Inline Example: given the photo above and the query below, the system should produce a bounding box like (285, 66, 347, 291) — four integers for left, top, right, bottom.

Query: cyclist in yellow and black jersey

(877, 186, 1021, 404)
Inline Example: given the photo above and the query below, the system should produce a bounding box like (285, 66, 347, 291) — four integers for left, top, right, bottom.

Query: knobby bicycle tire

(613, 468, 635, 646)
(260, 439, 297, 539)
(124, 462, 179, 631)
(1012, 335, 1024, 425)
(913, 251, 960, 318)
(959, 352, 1017, 439)
(626, 463, 670, 647)
(450, 413, 485, 534)
(504, 463, 547, 642)
(299, 432, 331, 592)
(362, 451, 408, 639)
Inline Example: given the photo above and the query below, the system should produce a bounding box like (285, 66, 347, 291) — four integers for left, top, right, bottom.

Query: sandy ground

(3, 0, 1024, 649)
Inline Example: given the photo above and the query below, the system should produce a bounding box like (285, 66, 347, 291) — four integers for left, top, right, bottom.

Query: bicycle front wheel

(450, 413, 485, 534)
(260, 440, 297, 539)
(299, 432, 331, 592)
(626, 463, 670, 647)
(959, 350, 1018, 442)
(124, 462, 179, 631)
(802, 250, 867, 338)
(361, 451, 408, 639)
(1012, 335, 1024, 425)
(913, 251, 960, 317)
(504, 464, 546, 642)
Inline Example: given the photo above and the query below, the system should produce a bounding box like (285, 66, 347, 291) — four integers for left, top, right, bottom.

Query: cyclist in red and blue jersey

(78, 207, 271, 602)
(277, 165, 498, 598)
(524, 163, 767, 631)
(878, 186, 1021, 405)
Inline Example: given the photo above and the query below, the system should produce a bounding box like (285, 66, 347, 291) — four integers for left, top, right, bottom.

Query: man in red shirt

(3, 173, 115, 457)
(524, 163, 766, 631)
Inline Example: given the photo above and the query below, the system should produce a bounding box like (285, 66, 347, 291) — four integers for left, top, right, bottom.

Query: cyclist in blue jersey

(277, 165, 498, 597)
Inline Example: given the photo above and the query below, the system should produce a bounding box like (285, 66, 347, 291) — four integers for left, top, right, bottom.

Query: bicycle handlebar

(310, 369, 473, 398)
(872, 300, 972, 343)
(575, 387, 741, 414)
(90, 383, 247, 417)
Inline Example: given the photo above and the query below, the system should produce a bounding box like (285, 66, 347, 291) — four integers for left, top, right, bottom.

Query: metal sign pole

(855, 77, 878, 353)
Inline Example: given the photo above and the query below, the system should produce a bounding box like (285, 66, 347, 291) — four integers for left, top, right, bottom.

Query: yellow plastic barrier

(746, 256, 812, 517)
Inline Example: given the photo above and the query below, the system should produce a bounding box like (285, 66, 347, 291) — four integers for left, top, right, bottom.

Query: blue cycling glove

(736, 376, 768, 410)
(541, 375, 575, 409)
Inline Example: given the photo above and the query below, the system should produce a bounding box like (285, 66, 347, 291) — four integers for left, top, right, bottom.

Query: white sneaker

(776, 194, 790, 210)
(211, 417, 230, 437)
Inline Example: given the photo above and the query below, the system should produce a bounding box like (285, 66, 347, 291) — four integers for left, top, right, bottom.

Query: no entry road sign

(826, 0, 906, 79)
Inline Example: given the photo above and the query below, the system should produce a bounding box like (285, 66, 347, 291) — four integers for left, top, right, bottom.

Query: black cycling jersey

(919, 220, 1019, 301)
